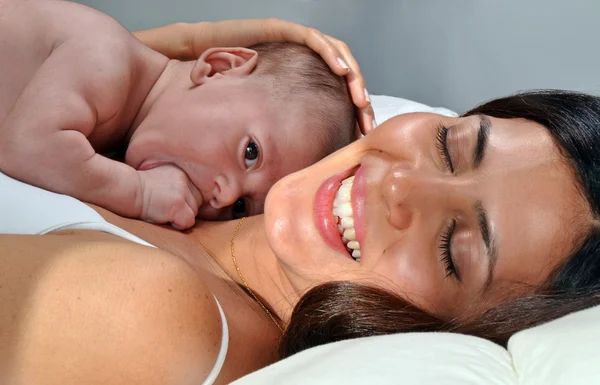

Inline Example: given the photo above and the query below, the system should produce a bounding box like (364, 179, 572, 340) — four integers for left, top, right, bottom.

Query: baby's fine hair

(248, 42, 357, 156)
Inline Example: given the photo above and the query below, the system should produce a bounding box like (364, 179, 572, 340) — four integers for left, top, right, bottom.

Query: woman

(2, 22, 600, 385)
(281, 90, 600, 355)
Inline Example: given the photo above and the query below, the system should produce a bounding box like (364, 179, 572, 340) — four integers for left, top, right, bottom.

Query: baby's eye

(244, 140, 259, 168)
(232, 198, 247, 219)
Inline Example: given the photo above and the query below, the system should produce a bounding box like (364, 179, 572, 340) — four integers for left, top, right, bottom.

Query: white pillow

(232, 304, 600, 385)
(509, 303, 600, 385)
(232, 332, 516, 385)
(371, 94, 457, 125)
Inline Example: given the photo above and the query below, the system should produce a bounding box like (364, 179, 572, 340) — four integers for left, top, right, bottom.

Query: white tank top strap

(39, 220, 155, 247)
(201, 298, 229, 385)
(0, 172, 229, 385)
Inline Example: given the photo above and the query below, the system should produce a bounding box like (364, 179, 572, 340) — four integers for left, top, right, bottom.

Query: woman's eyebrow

(473, 114, 492, 168)
(475, 200, 499, 292)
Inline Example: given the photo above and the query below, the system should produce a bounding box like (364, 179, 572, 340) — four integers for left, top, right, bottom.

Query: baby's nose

(210, 174, 242, 209)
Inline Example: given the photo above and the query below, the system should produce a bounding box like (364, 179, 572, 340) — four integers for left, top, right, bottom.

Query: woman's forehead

(478, 116, 590, 296)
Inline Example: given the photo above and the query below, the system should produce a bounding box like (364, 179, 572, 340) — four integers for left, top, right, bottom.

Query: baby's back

(0, 0, 144, 125)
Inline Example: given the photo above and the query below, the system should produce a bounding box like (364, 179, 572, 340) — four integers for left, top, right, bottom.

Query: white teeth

(343, 229, 356, 241)
(334, 194, 351, 205)
(337, 183, 352, 197)
(341, 217, 354, 229)
(333, 176, 362, 262)
(340, 180, 353, 190)
(333, 202, 353, 218)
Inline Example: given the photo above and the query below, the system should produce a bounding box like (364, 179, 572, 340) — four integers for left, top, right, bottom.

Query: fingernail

(372, 118, 378, 129)
(364, 88, 371, 103)
(337, 57, 349, 71)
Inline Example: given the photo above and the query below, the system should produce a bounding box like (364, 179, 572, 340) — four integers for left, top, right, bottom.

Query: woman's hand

(134, 19, 376, 134)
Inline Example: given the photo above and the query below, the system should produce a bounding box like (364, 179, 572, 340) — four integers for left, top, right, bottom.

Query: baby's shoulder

(20, 0, 147, 72)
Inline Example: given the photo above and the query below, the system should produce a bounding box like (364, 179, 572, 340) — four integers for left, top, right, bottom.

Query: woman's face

(264, 112, 591, 317)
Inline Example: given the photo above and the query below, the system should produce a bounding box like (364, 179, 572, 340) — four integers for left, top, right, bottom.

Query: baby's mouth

(333, 176, 361, 262)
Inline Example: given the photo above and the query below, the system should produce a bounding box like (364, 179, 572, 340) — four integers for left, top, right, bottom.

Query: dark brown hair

(249, 42, 356, 157)
(280, 90, 600, 358)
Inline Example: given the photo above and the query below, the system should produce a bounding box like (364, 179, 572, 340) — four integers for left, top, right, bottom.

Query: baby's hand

(137, 164, 202, 230)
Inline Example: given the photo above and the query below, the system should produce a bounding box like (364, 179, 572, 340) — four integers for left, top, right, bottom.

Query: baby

(0, 0, 355, 229)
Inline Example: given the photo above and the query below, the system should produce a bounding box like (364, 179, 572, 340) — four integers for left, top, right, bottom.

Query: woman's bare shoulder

(1, 231, 223, 385)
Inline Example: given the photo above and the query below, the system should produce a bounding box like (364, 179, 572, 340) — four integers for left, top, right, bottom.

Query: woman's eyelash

(440, 219, 459, 280)
(435, 123, 454, 173)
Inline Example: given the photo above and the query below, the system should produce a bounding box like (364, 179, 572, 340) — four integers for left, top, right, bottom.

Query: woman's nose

(381, 165, 453, 230)
(210, 174, 242, 209)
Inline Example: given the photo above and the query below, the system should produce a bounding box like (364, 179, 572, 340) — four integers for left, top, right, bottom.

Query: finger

(325, 35, 370, 109)
(342, 59, 370, 109)
(326, 35, 365, 82)
(357, 105, 377, 135)
(171, 206, 196, 230)
(347, 71, 370, 109)
(190, 19, 273, 57)
(182, 192, 198, 219)
(263, 19, 351, 76)
(299, 28, 351, 76)
(185, 179, 203, 214)
(197, 19, 363, 104)
(171, 221, 185, 231)
(206, 19, 351, 77)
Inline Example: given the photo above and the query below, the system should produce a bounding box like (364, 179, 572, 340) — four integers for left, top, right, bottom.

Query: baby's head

(247, 42, 357, 157)
(130, 42, 356, 220)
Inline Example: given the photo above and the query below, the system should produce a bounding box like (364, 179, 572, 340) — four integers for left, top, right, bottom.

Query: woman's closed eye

(439, 219, 461, 281)
(435, 123, 454, 173)
(244, 139, 260, 168)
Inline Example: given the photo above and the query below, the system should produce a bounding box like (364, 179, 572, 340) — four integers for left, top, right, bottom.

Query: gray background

(72, 0, 600, 113)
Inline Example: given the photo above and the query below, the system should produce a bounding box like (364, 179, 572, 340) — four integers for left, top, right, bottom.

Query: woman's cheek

(370, 247, 440, 306)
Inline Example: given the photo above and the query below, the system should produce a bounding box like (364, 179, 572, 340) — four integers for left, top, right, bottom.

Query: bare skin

(0, 0, 357, 229)
(131, 18, 376, 132)
(0, 0, 183, 224)
(0, 213, 282, 385)
(0, 111, 592, 384)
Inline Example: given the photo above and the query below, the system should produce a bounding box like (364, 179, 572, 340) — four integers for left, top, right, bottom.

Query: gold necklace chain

(230, 217, 283, 333)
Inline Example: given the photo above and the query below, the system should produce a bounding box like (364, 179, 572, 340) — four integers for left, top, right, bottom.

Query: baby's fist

(137, 164, 202, 230)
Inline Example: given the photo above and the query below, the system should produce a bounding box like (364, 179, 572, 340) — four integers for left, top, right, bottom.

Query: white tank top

(0, 172, 228, 385)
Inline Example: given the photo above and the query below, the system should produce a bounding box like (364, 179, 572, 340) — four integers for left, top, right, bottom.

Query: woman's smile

(333, 175, 361, 261)
(313, 166, 358, 261)
(266, 110, 590, 317)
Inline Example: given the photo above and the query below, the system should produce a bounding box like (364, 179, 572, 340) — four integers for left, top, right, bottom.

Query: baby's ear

(190, 47, 258, 85)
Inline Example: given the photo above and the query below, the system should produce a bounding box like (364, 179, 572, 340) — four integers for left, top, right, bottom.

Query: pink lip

(137, 159, 170, 171)
(314, 167, 358, 260)
(351, 165, 367, 260)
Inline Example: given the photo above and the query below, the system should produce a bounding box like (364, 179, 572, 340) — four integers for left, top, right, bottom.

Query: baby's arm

(0, 40, 145, 219)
